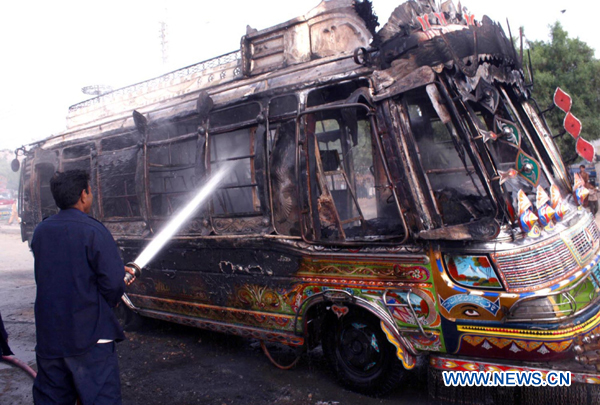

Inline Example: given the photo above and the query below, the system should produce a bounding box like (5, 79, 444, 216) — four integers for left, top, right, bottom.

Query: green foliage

(527, 22, 600, 162)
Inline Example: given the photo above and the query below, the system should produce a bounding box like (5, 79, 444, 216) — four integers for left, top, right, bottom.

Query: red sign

(554, 87, 572, 113)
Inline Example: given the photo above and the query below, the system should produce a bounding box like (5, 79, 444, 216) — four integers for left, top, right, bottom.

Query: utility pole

(159, 11, 169, 66)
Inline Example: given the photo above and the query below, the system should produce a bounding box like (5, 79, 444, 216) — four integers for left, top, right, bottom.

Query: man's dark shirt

(31, 208, 126, 359)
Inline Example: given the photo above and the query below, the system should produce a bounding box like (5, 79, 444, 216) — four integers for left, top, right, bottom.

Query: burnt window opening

(36, 163, 58, 220)
(403, 89, 495, 226)
(62, 144, 93, 173)
(268, 95, 298, 153)
(98, 147, 141, 219)
(209, 127, 262, 216)
(62, 159, 92, 173)
(269, 95, 298, 119)
(302, 105, 403, 242)
(19, 158, 32, 219)
(519, 102, 565, 183)
(63, 144, 91, 160)
(466, 97, 551, 211)
(147, 116, 204, 217)
(269, 119, 299, 235)
(61, 154, 97, 216)
(101, 132, 139, 152)
(307, 80, 369, 108)
(209, 103, 261, 129)
(148, 116, 200, 142)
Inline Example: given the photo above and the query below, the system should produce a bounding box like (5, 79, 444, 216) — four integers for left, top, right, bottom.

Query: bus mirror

(11, 158, 20, 172)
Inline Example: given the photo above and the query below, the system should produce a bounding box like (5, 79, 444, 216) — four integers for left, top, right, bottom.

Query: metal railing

(507, 268, 600, 322)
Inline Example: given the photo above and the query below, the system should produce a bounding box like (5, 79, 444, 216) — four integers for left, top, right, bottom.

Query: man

(579, 164, 599, 213)
(7, 201, 18, 225)
(580, 164, 592, 188)
(31, 170, 135, 404)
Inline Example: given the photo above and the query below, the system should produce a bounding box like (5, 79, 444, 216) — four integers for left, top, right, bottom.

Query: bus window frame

(431, 81, 504, 223)
(60, 143, 100, 217)
(396, 83, 507, 239)
(145, 119, 204, 220)
(298, 102, 409, 246)
(206, 101, 271, 234)
(266, 94, 300, 236)
(97, 136, 143, 221)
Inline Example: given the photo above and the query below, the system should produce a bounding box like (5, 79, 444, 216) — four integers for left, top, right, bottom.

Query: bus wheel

(322, 309, 405, 396)
(114, 301, 144, 332)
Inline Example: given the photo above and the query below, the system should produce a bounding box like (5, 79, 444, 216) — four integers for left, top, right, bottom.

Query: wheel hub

(340, 324, 382, 373)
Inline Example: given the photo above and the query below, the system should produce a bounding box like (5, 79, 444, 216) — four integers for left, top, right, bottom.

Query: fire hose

(1, 354, 37, 379)
(260, 341, 301, 370)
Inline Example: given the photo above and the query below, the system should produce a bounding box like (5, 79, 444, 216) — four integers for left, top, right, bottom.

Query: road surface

(0, 226, 428, 404)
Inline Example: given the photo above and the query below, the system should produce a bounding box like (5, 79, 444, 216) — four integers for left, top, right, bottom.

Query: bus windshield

(463, 90, 552, 217)
(403, 88, 496, 226)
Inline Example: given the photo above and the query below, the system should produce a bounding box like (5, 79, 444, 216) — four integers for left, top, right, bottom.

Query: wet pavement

(0, 227, 428, 405)
(0, 226, 36, 404)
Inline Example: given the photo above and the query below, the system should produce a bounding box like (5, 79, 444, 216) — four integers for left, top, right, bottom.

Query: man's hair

(580, 165, 586, 169)
(50, 170, 90, 209)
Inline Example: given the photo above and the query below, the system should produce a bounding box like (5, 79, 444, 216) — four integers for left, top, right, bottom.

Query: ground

(2, 216, 600, 405)
(0, 225, 428, 405)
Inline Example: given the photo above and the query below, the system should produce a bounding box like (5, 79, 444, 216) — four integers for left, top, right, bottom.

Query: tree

(526, 23, 600, 162)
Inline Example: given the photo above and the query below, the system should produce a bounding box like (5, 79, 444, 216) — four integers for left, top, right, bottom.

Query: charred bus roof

(19, 0, 574, 245)
(30, 0, 522, 150)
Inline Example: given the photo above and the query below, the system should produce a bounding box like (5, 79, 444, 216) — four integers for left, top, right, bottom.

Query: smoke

(133, 164, 232, 269)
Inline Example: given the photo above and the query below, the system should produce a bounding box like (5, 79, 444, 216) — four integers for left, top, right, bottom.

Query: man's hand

(124, 266, 136, 286)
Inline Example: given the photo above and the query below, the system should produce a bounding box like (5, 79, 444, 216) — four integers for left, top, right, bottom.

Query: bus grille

(566, 219, 600, 265)
(492, 216, 599, 292)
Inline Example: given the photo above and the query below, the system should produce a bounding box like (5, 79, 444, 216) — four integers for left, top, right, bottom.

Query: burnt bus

(15, 0, 600, 398)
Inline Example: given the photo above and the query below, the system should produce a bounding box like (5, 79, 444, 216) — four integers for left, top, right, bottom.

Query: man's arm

(89, 229, 126, 307)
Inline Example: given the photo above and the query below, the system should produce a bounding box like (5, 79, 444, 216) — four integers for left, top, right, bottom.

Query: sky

(0, 0, 596, 152)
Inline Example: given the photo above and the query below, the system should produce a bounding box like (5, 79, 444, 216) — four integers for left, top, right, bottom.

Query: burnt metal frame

(207, 102, 269, 222)
(61, 144, 98, 216)
(434, 79, 502, 222)
(35, 163, 58, 221)
(400, 85, 495, 227)
(372, 99, 435, 232)
(457, 101, 512, 214)
(499, 88, 555, 188)
(209, 127, 261, 216)
(146, 126, 203, 218)
(265, 96, 298, 236)
(297, 102, 409, 246)
(98, 141, 143, 221)
(520, 101, 571, 191)
(460, 100, 546, 228)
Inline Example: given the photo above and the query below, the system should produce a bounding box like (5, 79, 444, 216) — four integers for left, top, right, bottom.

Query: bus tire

(322, 308, 405, 396)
